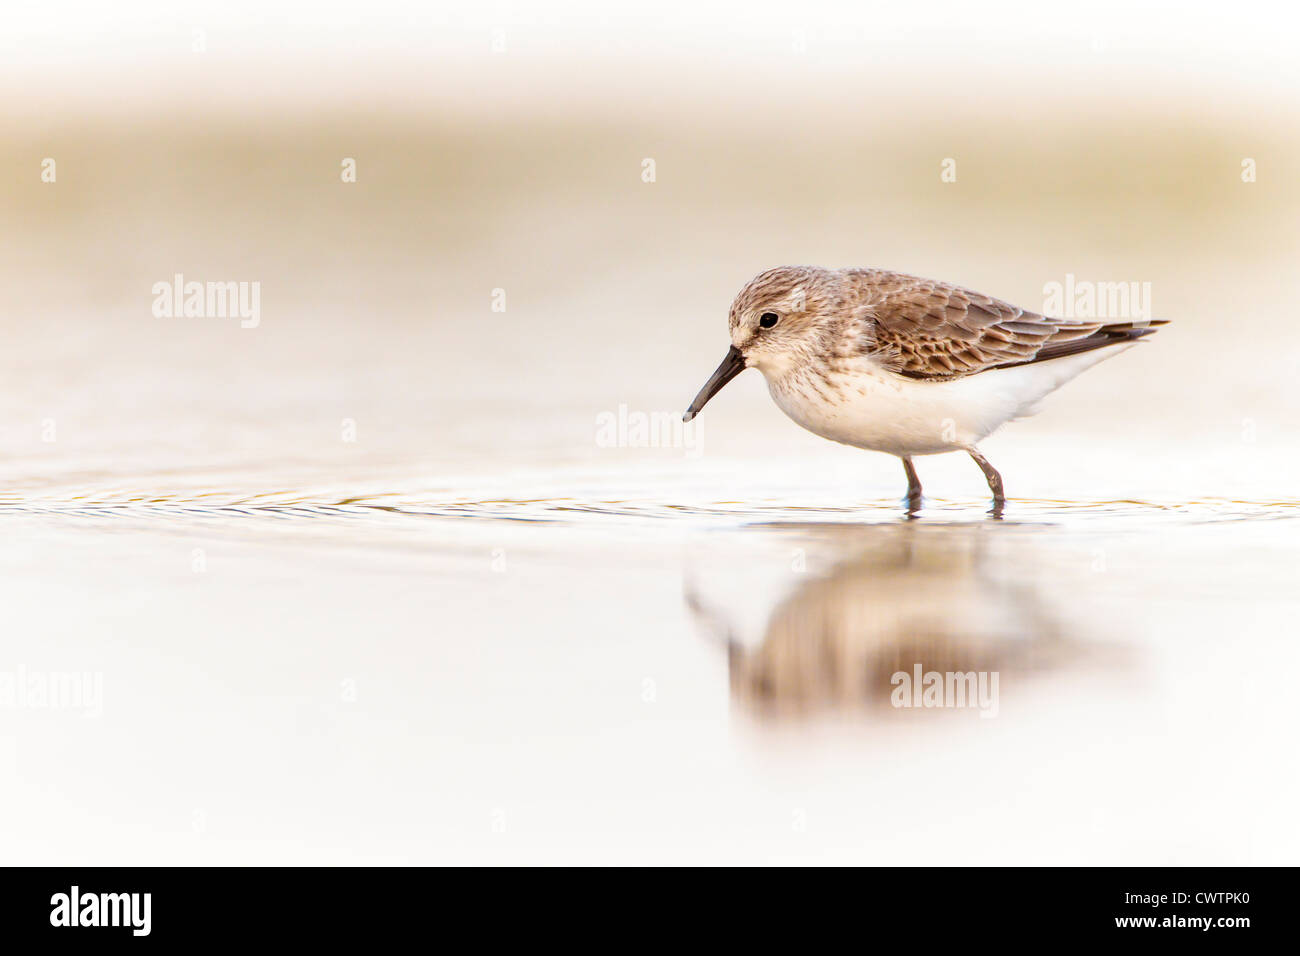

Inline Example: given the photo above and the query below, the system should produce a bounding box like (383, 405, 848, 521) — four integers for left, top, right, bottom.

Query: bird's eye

(759, 312, 779, 329)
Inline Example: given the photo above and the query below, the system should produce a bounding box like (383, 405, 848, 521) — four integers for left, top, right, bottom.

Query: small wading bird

(683, 266, 1167, 514)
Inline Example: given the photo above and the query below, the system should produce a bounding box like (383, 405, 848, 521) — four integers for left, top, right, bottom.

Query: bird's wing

(855, 273, 1109, 380)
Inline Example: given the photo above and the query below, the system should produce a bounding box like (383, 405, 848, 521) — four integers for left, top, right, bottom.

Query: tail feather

(999, 320, 1168, 369)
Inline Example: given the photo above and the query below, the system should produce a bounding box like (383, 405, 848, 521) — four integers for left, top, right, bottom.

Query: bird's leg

(967, 448, 1005, 514)
(901, 457, 923, 514)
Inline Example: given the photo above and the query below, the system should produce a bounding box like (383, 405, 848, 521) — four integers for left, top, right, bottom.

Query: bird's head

(683, 266, 844, 422)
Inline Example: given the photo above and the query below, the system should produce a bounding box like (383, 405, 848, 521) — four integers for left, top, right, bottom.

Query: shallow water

(4, 486, 1298, 526)
(3, 467, 1298, 864)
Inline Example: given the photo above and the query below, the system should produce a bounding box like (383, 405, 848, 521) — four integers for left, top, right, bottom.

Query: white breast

(764, 347, 1132, 457)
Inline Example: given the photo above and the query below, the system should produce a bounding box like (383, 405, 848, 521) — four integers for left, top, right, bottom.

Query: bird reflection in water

(686, 523, 1125, 720)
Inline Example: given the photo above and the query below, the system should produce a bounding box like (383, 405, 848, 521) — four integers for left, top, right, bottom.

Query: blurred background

(1, 1, 1297, 864)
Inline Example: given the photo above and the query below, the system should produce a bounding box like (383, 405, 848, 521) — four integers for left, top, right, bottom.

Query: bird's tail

(1006, 319, 1169, 368)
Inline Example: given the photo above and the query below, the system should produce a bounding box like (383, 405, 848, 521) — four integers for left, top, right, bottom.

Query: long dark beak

(683, 346, 747, 422)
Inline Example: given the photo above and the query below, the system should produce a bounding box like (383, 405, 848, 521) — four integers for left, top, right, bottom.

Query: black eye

(759, 312, 779, 329)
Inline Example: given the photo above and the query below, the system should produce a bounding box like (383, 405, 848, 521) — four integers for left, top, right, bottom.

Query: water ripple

(2, 491, 1298, 528)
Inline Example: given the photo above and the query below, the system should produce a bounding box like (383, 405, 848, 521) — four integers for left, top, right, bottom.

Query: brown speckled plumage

(728, 266, 1165, 382)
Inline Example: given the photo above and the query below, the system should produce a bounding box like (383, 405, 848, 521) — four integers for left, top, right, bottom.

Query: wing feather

(847, 271, 1108, 380)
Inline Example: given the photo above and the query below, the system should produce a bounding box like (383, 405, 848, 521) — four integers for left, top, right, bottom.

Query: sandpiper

(682, 266, 1167, 513)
